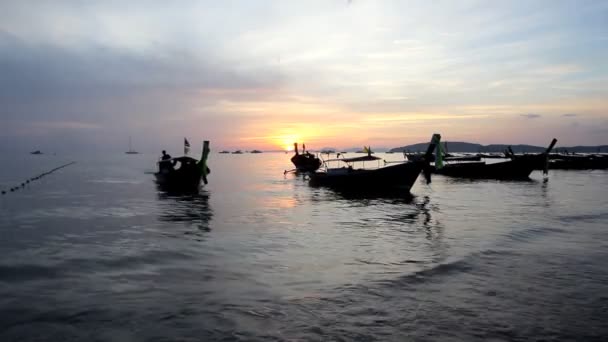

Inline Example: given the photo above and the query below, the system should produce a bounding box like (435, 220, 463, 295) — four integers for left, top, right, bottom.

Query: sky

(0, 0, 607, 153)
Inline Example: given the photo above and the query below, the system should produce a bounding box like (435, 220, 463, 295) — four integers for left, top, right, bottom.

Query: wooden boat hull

(155, 170, 202, 192)
(291, 154, 322, 172)
(309, 161, 425, 193)
(434, 159, 537, 179)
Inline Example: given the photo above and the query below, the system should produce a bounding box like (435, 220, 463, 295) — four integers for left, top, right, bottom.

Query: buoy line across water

(0, 162, 76, 195)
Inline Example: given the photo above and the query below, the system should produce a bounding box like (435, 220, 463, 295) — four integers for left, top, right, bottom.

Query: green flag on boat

(198, 141, 210, 184)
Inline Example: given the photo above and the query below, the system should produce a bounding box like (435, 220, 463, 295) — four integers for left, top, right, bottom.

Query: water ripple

(0, 156, 606, 341)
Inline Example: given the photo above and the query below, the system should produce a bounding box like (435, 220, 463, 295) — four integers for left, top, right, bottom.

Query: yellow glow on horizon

(222, 95, 608, 150)
(277, 134, 299, 151)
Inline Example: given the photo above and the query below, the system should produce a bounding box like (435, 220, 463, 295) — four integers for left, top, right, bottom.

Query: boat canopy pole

(294, 143, 299, 155)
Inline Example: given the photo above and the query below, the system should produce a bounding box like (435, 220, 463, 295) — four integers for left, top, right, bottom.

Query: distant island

(389, 142, 608, 154)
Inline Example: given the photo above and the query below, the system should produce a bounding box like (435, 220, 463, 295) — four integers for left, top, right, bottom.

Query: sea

(0, 152, 607, 341)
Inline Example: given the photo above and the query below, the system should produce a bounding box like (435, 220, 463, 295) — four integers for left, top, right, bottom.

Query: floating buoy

(2, 162, 75, 196)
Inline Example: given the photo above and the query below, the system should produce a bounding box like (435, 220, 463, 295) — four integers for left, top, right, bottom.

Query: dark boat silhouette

(125, 136, 139, 154)
(309, 134, 441, 193)
(435, 139, 557, 179)
(155, 141, 210, 192)
(290, 143, 321, 172)
(30, 150, 43, 155)
(546, 153, 608, 170)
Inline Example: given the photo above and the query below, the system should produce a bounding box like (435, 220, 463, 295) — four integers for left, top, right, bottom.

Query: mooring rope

(0, 162, 76, 195)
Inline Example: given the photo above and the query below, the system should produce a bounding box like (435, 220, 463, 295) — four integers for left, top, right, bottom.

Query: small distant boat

(232, 150, 243, 154)
(309, 134, 441, 194)
(155, 141, 211, 192)
(354, 146, 375, 154)
(30, 150, 43, 155)
(290, 143, 322, 173)
(250, 150, 263, 154)
(435, 139, 557, 179)
(125, 137, 139, 154)
(219, 151, 230, 154)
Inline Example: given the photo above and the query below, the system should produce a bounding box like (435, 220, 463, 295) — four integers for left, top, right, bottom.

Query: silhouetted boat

(30, 150, 43, 155)
(546, 153, 608, 170)
(435, 139, 557, 179)
(219, 150, 230, 154)
(290, 143, 322, 172)
(155, 141, 210, 192)
(232, 150, 243, 154)
(250, 150, 263, 154)
(309, 134, 441, 193)
(125, 136, 139, 154)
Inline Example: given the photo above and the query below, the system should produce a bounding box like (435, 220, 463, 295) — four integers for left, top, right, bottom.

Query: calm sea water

(0, 153, 607, 341)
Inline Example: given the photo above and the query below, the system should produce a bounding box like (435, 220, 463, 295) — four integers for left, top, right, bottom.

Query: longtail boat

(309, 134, 441, 193)
(155, 141, 211, 192)
(435, 138, 557, 179)
(290, 143, 322, 172)
(546, 154, 608, 170)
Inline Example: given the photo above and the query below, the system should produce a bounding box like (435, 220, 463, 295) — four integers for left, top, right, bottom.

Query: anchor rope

(0, 162, 76, 195)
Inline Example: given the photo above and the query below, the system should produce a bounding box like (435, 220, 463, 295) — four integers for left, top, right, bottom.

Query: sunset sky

(1, 0, 607, 152)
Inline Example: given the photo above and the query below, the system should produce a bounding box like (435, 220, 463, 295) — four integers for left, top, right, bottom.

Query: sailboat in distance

(125, 136, 140, 154)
